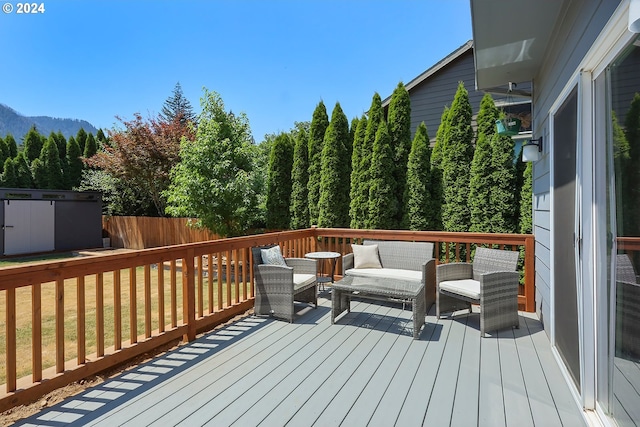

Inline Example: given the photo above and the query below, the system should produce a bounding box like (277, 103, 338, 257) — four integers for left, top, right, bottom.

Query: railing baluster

(171, 260, 177, 328)
(144, 264, 151, 338)
(226, 250, 232, 307)
(32, 283, 42, 383)
(241, 249, 247, 301)
(217, 254, 223, 310)
(114, 270, 122, 350)
(129, 267, 137, 344)
(207, 253, 214, 313)
(55, 279, 64, 373)
(197, 256, 203, 318)
(77, 276, 86, 365)
(7, 287, 17, 392)
(234, 249, 240, 304)
(96, 273, 104, 357)
(158, 264, 165, 333)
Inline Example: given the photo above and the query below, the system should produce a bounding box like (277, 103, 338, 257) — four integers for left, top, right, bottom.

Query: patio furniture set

(252, 240, 521, 338)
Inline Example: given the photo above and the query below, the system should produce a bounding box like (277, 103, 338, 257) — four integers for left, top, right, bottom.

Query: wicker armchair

(252, 246, 318, 323)
(436, 247, 520, 337)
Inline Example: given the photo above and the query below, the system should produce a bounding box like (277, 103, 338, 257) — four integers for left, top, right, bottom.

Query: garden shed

(0, 188, 102, 256)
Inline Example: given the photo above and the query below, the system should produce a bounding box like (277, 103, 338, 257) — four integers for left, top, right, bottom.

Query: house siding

(530, 0, 621, 336)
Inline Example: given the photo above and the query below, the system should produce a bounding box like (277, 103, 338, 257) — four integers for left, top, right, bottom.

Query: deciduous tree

(165, 89, 260, 237)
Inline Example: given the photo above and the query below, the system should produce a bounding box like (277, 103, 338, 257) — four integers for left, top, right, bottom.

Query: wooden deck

(14, 293, 586, 427)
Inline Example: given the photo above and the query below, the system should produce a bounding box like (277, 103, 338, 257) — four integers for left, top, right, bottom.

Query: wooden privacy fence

(0, 227, 534, 412)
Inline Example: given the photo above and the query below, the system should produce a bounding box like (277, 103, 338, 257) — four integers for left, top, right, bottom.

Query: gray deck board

(15, 294, 588, 427)
(614, 359, 640, 426)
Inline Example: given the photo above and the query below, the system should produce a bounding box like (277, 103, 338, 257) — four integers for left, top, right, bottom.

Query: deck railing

(0, 227, 534, 412)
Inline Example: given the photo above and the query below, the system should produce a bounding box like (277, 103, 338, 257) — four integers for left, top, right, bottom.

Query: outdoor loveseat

(341, 240, 436, 309)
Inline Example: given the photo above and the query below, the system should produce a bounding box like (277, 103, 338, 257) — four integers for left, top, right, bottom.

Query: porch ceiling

(470, 0, 569, 90)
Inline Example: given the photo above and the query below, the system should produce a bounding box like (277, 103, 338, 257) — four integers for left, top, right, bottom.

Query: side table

(304, 251, 340, 291)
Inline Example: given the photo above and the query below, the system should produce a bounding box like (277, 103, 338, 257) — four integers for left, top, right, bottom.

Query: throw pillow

(261, 245, 287, 266)
(351, 244, 382, 269)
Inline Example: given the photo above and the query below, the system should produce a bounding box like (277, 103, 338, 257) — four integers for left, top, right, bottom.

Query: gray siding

(406, 50, 483, 139)
(530, 0, 621, 336)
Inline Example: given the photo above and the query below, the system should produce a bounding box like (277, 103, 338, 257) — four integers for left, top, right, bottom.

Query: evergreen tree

(519, 162, 533, 234)
(76, 128, 88, 154)
(360, 93, 384, 228)
(290, 128, 310, 229)
(66, 136, 84, 189)
(403, 122, 433, 230)
(442, 82, 474, 233)
(429, 106, 450, 231)
(0, 137, 8, 174)
(265, 133, 294, 229)
(468, 132, 494, 232)
(368, 121, 397, 229)
(24, 125, 43, 163)
(307, 101, 329, 226)
(31, 158, 45, 188)
(490, 133, 517, 233)
(0, 158, 16, 187)
(387, 82, 412, 227)
(469, 94, 499, 233)
(40, 135, 64, 189)
(349, 115, 368, 229)
(96, 128, 108, 145)
(84, 133, 98, 158)
(623, 93, 640, 236)
(5, 134, 18, 158)
(160, 82, 196, 126)
(14, 152, 33, 188)
(54, 131, 67, 160)
(318, 103, 351, 228)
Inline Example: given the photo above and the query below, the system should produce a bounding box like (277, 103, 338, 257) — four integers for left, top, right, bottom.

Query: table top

(332, 275, 424, 298)
(304, 251, 341, 260)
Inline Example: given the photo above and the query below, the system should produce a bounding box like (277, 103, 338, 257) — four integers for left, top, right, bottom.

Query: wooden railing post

(6, 288, 17, 392)
(524, 235, 536, 312)
(183, 250, 196, 342)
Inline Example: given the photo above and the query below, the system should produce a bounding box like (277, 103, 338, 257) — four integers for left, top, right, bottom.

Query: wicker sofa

(251, 246, 318, 323)
(341, 240, 436, 310)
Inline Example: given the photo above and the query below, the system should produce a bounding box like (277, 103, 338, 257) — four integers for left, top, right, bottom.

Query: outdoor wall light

(522, 137, 543, 162)
(631, 0, 640, 33)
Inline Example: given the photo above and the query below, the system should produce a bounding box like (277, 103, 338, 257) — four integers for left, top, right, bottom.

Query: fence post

(524, 235, 536, 312)
(183, 249, 197, 342)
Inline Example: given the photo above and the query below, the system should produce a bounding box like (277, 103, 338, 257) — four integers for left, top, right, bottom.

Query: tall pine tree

(318, 103, 350, 228)
(403, 122, 433, 230)
(160, 82, 197, 126)
(387, 82, 412, 228)
(442, 82, 474, 233)
(307, 101, 329, 226)
(290, 128, 310, 229)
(265, 133, 294, 229)
(368, 121, 397, 229)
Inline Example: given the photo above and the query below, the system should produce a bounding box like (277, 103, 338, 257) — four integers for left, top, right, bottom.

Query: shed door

(4, 200, 55, 256)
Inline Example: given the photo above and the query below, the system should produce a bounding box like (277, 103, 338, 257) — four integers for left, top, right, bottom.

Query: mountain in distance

(0, 103, 99, 140)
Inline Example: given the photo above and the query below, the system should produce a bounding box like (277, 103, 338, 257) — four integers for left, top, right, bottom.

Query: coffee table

(331, 275, 426, 339)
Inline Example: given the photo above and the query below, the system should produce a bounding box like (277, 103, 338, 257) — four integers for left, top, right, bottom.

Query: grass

(0, 265, 249, 386)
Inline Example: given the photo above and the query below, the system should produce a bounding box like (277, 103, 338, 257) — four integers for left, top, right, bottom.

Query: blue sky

(0, 0, 472, 142)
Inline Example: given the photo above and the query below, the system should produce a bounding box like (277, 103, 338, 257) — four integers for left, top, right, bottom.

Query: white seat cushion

(345, 268, 422, 282)
(439, 279, 480, 300)
(293, 274, 316, 290)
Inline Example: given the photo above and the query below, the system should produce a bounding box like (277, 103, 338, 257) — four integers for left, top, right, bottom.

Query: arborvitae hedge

(41, 136, 64, 190)
(24, 126, 43, 163)
(387, 82, 412, 227)
(307, 101, 329, 226)
(66, 137, 84, 190)
(519, 161, 533, 234)
(1, 158, 16, 187)
(318, 103, 350, 228)
(490, 132, 517, 233)
(361, 93, 384, 228)
(367, 121, 397, 229)
(290, 128, 310, 229)
(15, 152, 33, 188)
(429, 106, 450, 231)
(349, 115, 367, 229)
(403, 122, 432, 230)
(441, 82, 474, 233)
(266, 133, 294, 229)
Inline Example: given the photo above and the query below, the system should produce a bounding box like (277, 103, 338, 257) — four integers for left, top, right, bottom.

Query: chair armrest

(422, 258, 436, 308)
(342, 253, 354, 275)
(478, 271, 520, 297)
(254, 264, 294, 285)
(285, 258, 317, 275)
(436, 263, 473, 284)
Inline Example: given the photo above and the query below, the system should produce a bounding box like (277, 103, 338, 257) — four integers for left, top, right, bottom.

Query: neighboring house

(471, 1, 640, 426)
(381, 39, 532, 144)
